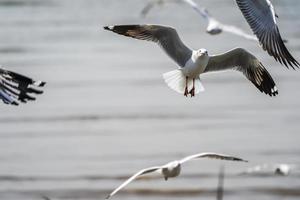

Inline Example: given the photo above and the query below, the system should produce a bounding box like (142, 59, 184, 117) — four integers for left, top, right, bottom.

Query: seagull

(104, 24, 278, 97)
(105, 152, 247, 199)
(141, 0, 258, 41)
(0, 67, 46, 105)
(235, 0, 299, 69)
(141, 0, 298, 69)
(242, 163, 297, 176)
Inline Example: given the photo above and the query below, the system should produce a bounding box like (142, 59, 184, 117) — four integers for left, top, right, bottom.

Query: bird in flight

(104, 24, 278, 97)
(141, 0, 258, 41)
(141, 0, 299, 69)
(0, 67, 46, 105)
(105, 152, 247, 199)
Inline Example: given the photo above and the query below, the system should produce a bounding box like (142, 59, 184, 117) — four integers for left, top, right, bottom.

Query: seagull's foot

(184, 86, 189, 97)
(184, 76, 189, 97)
(189, 87, 195, 97)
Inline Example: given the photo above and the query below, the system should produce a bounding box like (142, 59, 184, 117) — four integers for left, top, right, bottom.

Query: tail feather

(163, 69, 204, 95)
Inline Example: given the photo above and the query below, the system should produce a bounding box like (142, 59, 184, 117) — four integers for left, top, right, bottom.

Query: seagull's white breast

(181, 51, 209, 78)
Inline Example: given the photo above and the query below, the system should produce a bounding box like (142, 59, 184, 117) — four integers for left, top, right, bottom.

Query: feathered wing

(0, 85, 18, 105)
(0, 67, 46, 105)
(235, 0, 299, 69)
(104, 24, 192, 67)
(106, 166, 161, 199)
(204, 48, 278, 97)
(179, 152, 248, 164)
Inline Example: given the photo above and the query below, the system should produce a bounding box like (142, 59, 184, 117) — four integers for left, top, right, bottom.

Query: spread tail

(162, 70, 204, 95)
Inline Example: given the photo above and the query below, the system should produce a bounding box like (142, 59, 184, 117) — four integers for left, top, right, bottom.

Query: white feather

(163, 70, 204, 94)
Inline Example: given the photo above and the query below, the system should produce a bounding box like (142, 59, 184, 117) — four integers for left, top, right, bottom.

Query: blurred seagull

(242, 163, 297, 176)
(235, 0, 299, 69)
(141, 0, 258, 41)
(0, 67, 46, 105)
(104, 24, 278, 97)
(105, 152, 247, 199)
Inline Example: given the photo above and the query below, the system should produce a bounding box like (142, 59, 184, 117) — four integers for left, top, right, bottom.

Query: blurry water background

(0, 0, 300, 200)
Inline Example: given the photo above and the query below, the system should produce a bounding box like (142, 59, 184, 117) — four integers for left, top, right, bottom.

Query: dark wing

(105, 166, 161, 199)
(104, 24, 192, 67)
(204, 48, 278, 97)
(0, 67, 46, 105)
(236, 0, 299, 69)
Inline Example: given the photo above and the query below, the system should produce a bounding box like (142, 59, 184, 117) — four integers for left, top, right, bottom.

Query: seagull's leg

(184, 76, 189, 97)
(189, 78, 195, 97)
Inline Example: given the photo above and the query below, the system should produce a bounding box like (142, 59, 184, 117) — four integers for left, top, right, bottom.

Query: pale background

(0, 0, 299, 200)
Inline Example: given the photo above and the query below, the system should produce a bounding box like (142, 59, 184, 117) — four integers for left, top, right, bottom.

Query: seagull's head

(169, 160, 180, 168)
(197, 48, 208, 57)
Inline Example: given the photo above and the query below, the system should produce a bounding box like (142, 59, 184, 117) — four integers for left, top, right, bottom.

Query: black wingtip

(252, 64, 279, 97)
(234, 157, 248, 162)
(12, 101, 19, 106)
(104, 26, 112, 31)
(39, 81, 46, 87)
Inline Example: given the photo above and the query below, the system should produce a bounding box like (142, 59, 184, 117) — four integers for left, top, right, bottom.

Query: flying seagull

(0, 67, 46, 105)
(235, 0, 299, 69)
(104, 24, 278, 97)
(105, 152, 247, 199)
(141, 0, 258, 41)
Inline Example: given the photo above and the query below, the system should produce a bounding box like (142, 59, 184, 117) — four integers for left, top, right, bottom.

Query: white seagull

(235, 0, 299, 69)
(105, 152, 247, 199)
(141, 0, 258, 41)
(0, 67, 46, 106)
(104, 24, 278, 97)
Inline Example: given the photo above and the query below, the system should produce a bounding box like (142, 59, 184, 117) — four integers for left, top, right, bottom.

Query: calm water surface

(0, 0, 300, 200)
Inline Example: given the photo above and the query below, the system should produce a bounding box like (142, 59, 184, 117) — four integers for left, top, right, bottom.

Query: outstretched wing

(204, 48, 278, 97)
(104, 24, 192, 67)
(0, 67, 46, 105)
(235, 0, 299, 69)
(179, 152, 248, 164)
(105, 166, 161, 199)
